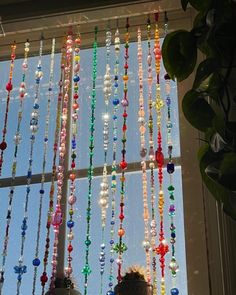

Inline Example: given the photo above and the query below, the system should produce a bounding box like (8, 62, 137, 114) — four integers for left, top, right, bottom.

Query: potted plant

(162, 0, 236, 218)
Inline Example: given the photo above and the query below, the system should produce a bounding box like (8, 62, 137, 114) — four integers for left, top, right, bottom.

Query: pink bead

(68, 195, 77, 205)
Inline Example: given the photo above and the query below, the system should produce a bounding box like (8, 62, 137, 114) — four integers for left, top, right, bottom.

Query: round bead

(32, 258, 40, 266)
(170, 288, 179, 295)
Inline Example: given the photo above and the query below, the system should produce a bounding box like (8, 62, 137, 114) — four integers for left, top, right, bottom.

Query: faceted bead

(82, 264, 92, 275)
(119, 161, 127, 170)
(40, 273, 48, 284)
(68, 244, 73, 252)
(106, 291, 115, 295)
(118, 228, 125, 237)
(167, 163, 175, 174)
(155, 150, 164, 166)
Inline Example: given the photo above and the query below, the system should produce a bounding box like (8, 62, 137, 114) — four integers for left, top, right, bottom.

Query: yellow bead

(74, 55, 80, 62)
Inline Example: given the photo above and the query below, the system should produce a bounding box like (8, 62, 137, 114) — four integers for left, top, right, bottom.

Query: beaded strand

(0, 41, 29, 295)
(106, 27, 120, 295)
(163, 15, 180, 295)
(146, 17, 158, 295)
(137, 27, 151, 283)
(0, 43, 16, 176)
(153, 13, 169, 295)
(114, 18, 130, 283)
(31, 38, 55, 295)
(64, 34, 81, 290)
(14, 38, 43, 295)
(40, 45, 65, 295)
(49, 32, 73, 292)
(82, 27, 98, 295)
(99, 26, 112, 295)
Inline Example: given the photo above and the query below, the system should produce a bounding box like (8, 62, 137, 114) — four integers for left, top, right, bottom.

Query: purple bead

(169, 204, 175, 213)
(121, 99, 129, 107)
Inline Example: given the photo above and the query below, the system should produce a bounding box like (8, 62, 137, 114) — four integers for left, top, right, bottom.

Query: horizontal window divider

(0, 157, 181, 188)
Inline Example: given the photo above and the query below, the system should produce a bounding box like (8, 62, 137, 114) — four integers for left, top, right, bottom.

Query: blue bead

(33, 103, 39, 109)
(27, 171, 32, 178)
(110, 258, 114, 263)
(113, 115, 117, 120)
(40, 189, 44, 194)
(111, 221, 115, 225)
(113, 137, 117, 141)
(110, 240, 114, 245)
(32, 258, 40, 266)
(171, 288, 179, 295)
(26, 187, 30, 193)
(107, 290, 115, 295)
(48, 87, 52, 91)
(166, 96, 171, 106)
(44, 138, 48, 142)
(113, 98, 119, 106)
(21, 230, 26, 236)
(67, 220, 75, 228)
(167, 163, 175, 174)
(171, 232, 176, 238)
(73, 75, 80, 82)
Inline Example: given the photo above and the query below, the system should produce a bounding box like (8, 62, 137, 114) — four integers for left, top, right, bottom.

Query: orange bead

(118, 228, 125, 237)
(69, 173, 76, 181)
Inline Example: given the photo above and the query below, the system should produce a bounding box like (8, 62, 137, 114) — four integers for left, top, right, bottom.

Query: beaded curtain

(0, 15, 187, 295)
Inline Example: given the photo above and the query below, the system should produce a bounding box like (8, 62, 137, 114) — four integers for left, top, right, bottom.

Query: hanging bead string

(64, 34, 81, 290)
(99, 25, 112, 295)
(0, 42, 16, 176)
(82, 26, 98, 295)
(146, 17, 158, 295)
(0, 41, 29, 295)
(114, 17, 130, 283)
(31, 38, 55, 295)
(106, 27, 120, 295)
(137, 27, 151, 284)
(163, 14, 179, 295)
(153, 13, 169, 295)
(40, 44, 65, 295)
(49, 32, 73, 292)
(14, 38, 43, 295)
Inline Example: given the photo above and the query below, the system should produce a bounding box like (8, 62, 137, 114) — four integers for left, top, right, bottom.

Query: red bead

(123, 112, 127, 118)
(155, 150, 164, 166)
(119, 160, 127, 170)
(40, 273, 48, 284)
(119, 214, 124, 220)
(6, 82, 13, 91)
(122, 124, 127, 132)
(71, 162, 75, 168)
(74, 93, 79, 99)
(68, 244, 73, 252)
(0, 141, 7, 151)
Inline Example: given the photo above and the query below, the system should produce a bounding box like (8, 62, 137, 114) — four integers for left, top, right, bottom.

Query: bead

(171, 288, 179, 295)
(119, 161, 127, 170)
(6, 82, 13, 91)
(0, 142, 7, 151)
(32, 258, 40, 266)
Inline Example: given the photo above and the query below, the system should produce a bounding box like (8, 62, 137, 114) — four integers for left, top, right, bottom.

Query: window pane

(0, 53, 61, 178)
(0, 183, 55, 294)
(70, 166, 187, 294)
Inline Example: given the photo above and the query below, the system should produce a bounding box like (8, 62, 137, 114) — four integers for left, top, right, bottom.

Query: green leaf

(162, 30, 197, 81)
(182, 89, 215, 131)
(193, 58, 219, 90)
(198, 144, 236, 220)
(189, 0, 212, 11)
(219, 153, 236, 190)
(181, 0, 189, 10)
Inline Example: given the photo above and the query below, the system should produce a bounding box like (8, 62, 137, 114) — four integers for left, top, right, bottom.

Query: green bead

(168, 185, 175, 191)
(82, 264, 92, 275)
(85, 239, 91, 246)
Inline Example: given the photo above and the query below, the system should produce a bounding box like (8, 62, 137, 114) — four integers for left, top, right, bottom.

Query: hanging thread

(137, 26, 151, 284)
(153, 12, 169, 295)
(14, 38, 43, 295)
(82, 26, 98, 295)
(0, 42, 16, 176)
(114, 17, 130, 283)
(0, 40, 29, 295)
(106, 26, 120, 295)
(99, 24, 112, 295)
(40, 44, 65, 295)
(32, 38, 55, 295)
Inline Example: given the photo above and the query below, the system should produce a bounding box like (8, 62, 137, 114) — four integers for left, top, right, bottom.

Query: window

(0, 39, 187, 295)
